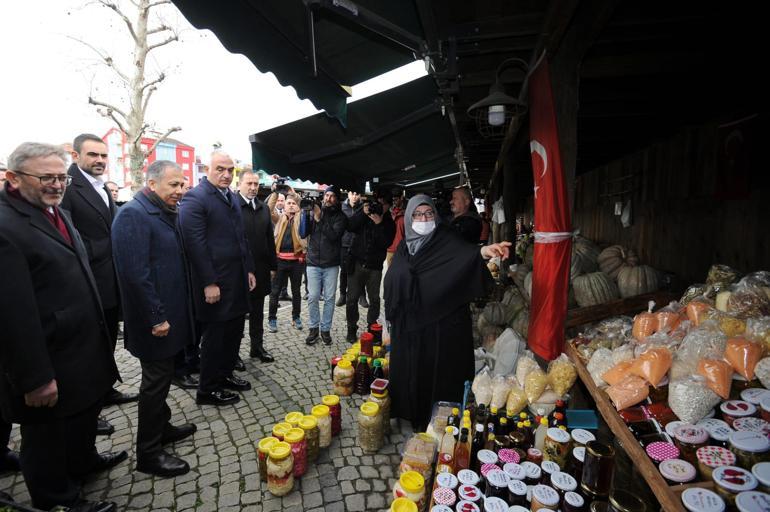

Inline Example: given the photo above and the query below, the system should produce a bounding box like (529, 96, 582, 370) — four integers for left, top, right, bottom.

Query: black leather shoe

(103, 388, 139, 406)
(250, 348, 275, 363)
(136, 451, 190, 477)
(96, 417, 115, 436)
(321, 331, 333, 345)
(222, 375, 251, 391)
(234, 357, 246, 372)
(0, 449, 20, 473)
(88, 451, 128, 474)
(305, 327, 319, 345)
(172, 374, 199, 390)
(162, 423, 197, 445)
(359, 295, 369, 308)
(336, 293, 346, 307)
(67, 499, 118, 512)
(196, 390, 240, 406)
(346, 324, 358, 343)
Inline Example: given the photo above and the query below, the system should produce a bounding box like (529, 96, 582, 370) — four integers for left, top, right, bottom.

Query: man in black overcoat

(237, 171, 277, 362)
(0, 142, 119, 512)
(179, 152, 257, 406)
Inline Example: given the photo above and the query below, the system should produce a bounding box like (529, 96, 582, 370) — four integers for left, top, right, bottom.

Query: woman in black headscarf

(384, 194, 510, 429)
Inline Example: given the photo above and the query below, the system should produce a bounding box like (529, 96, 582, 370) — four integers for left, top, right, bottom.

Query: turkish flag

(527, 56, 573, 361)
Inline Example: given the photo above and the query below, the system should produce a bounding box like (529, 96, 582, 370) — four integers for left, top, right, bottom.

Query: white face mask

(412, 220, 435, 235)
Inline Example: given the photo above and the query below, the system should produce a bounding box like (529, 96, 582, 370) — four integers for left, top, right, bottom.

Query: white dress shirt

(78, 166, 109, 207)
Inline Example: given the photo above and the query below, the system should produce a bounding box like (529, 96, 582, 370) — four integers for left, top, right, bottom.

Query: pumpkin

(597, 245, 639, 280)
(572, 272, 620, 307)
(512, 264, 530, 294)
(573, 236, 600, 273)
(512, 308, 529, 339)
(617, 265, 660, 298)
(481, 302, 513, 326)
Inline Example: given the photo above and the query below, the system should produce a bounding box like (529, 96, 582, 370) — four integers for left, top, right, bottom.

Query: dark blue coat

(179, 178, 254, 323)
(111, 192, 192, 361)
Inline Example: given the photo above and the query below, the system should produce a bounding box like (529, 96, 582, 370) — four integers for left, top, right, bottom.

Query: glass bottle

(471, 423, 485, 469)
(455, 428, 471, 472)
(475, 404, 489, 432)
(437, 426, 456, 474)
(354, 356, 371, 395)
(371, 358, 385, 381)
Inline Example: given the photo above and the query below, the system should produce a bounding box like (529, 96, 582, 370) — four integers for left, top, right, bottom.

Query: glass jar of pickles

(333, 359, 355, 396)
(257, 436, 278, 483)
(266, 441, 294, 496)
(358, 401, 383, 454)
(392, 471, 426, 511)
(697, 445, 736, 481)
(368, 389, 391, 435)
(272, 422, 291, 441)
(712, 465, 758, 509)
(284, 427, 307, 477)
(544, 427, 571, 468)
(673, 425, 709, 467)
(322, 394, 342, 436)
(729, 431, 770, 469)
(581, 441, 615, 498)
(299, 415, 319, 462)
(312, 404, 332, 448)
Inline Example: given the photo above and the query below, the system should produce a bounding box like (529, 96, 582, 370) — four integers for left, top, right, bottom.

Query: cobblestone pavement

(1, 299, 412, 511)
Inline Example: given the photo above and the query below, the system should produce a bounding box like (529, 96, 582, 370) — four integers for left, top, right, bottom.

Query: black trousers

(199, 317, 245, 393)
(346, 262, 382, 328)
(103, 306, 120, 350)
(137, 356, 174, 460)
(269, 259, 303, 321)
(248, 290, 266, 353)
(19, 401, 100, 510)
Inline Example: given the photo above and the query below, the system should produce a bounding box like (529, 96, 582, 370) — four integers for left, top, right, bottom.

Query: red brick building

(103, 127, 195, 186)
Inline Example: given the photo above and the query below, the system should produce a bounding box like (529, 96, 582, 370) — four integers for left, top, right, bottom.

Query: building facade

(103, 128, 195, 186)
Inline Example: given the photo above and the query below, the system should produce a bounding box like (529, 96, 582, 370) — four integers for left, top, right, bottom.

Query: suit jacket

(112, 192, 193, 360)
(178, 178, 255, 322)
(238, 194, 277, 297)
(0, 189, 118, 423)
(59, 164, 119, 309)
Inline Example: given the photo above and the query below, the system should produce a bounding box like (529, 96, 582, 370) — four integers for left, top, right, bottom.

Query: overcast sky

(0, 0, 425, 164)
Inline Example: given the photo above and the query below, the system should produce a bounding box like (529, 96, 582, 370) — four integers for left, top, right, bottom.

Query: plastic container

(360, 331, 374, 356)
(658, 458, 696, 484)
(752, 462, 770, 493)
(697, 445, 736, 481)
(358, 402, 383, 454)
(333, 359, 355, 396)
(530, 484, 560, 510)
(729, 431, 770, 469)
(391, 497, 418, 512)
(721, 400, 758, 428)
(393, 471, 426, 511)
(673, 425, 709, 467)
(284, 427, 307, 477)
(299, 415, 319, 463)
(712, 465, 758, 509)
(257, 436, 278, 483)
(680, 487, 726, 512)
(544, 427, 571, 468)
(266, 441, 294, 496)
(369, 389, 392, 435)
(322, 394, 342, 436)
(735, 491, 770, 512)
(400, 433, 437, 482)
(312, 404, 332, 448)
(272, 422, 292, 442)
(284, 411, 303, 428)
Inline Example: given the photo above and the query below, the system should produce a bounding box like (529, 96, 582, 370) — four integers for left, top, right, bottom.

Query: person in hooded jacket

(384, 194, 510, 429)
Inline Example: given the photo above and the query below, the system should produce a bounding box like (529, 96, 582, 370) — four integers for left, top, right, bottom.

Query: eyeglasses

(412, 210, 435, 220)
(14, 171, 72, 186)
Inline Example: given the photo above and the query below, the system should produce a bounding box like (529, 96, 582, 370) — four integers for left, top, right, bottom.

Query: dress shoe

(172, 374, 199, 390)
(359, 295, 369, 308)
(96, 417, 115, 436)
(346, 324, 358, 343)
(321, 331, 333, 345)
(234, 357, 246, 372)
(305, 327, 319, 345)
(0, 449, 20, 472)
(222, 375, 252, 391)
(103, 388, 139, 406)
(162, 423, 197, 445)
(136, 451, 190, 477)
(336, 293, 346, 307)
(88, 451, 128, 474)
(66, 500, 118, 512)
(250, 348, 275, 363)
(196, 390, 240, 406)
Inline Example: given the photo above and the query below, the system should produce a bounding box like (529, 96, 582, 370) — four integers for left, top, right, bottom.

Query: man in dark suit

(60, 134, 138, 424)
(179, 152, 257, 406)
(112, 160, 196, 477)
(237, 171, 277, 362)
(0, 142, 118, 512)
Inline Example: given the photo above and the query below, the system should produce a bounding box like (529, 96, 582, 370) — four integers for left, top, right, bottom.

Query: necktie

(250, 199, 256, 210)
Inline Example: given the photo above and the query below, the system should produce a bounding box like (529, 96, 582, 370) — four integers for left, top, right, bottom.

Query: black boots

(346, 324, 358, 344)
(306, 327, 319, 345)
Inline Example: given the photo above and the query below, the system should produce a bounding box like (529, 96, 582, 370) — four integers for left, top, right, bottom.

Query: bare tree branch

(141, 86, 157, 117)
(141, 73, 165, 92)
(147, 34, 178, 53)
(96, 0, 139, 44)
(148, 0, 172, 8)
(88, 96, 129, 120)
(147, 24, 171, 35)
(106, 111, 128, 134)
(133, 124, 150, 146)
(146, 126, 182, 155)
(68, 36, 130, 84)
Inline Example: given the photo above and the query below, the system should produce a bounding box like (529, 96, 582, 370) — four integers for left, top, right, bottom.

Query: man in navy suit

(179, 152, 256, 406)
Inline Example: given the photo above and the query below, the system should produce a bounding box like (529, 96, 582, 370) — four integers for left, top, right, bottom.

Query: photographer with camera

(338, 189, 362, 307)
(344, 189, 396, 343)
(301, 186, 347, 345)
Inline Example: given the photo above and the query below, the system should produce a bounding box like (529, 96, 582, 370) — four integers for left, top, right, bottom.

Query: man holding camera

(303, 186, 347, 345)
(344, 190, 396, 342)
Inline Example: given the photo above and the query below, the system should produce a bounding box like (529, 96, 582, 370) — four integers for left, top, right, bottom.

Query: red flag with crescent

(526, 55, 572, 361)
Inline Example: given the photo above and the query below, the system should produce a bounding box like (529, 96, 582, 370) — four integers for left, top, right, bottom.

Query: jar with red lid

(457, 484, 482, 504)
(712, 465, 758, 508)
(645, 441, 680, 465)
(659, 458, 696, 485)
(697, 445, 737, 480)
(360, 332, 374, 356)
(722, 400, 758, 428)
(673, 425, 709, 467)
(497, 448, 520, 465)
(369, 322, 383, 345)
(527, 447, 543, 464)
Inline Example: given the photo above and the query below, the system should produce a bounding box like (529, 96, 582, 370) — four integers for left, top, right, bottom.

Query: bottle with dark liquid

(471, 423, 485, 468)
(354, 356, 370, 395)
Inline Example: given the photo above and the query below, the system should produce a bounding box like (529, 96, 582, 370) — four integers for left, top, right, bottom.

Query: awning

(172, 0, 423, 124)
(249, 76, 457, 190)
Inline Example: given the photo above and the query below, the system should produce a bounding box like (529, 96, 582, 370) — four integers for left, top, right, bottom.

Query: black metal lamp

(466, 57, 528, 139)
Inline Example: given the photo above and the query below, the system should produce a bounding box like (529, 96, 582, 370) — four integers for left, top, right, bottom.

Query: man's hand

(25, 379, 58, 408)
(204, 284, 221, 304)
(313, 204, 322, 222)
(369, 213, 383, 225)
(152, 321, 171, 337)
(248, 272, 257, 291)
(271, 270, 277, 279)
(480, 241, 512, 260)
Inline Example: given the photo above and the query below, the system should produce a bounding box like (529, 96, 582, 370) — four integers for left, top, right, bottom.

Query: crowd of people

(0, 136, 508, 512)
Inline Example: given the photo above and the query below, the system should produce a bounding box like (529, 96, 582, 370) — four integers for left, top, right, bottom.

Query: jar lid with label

(432, 487, 456, 506)
(508, 507, 528, 512)
(761, 396, 770, 414)
(674, 425, 709, 444)
(541, 460, 560, 476)
(531, 484, 560, 507)
(503, 462, 525, 480)
(507, 479, 527, 496)
(571, 428, 596, 445)
(457, 469, 480, 486)
(547, 427, 570, 443)
(659, 458, 697, 483)
(521, 461, 542, 479)
(741, 388, 770, 405)
(482, 496, 508, 512)
(480, 463, 500, 477)
(399, 470, 425, 493)
(721, 400, 757, 418)
(455, 500, 480, 512)
(733, 417, 770, 436)
(497, 448, 520, 464)
(665, 420, 688, 438)
(730, 431, 770, 453)
(477, 449, 498, 465)
(564, 491, 585, 508)
(697, 445, 736, 468)
(435, 471, 458, 490)
(681, 487, 726, 512)
(752, 462, 770, 487)
(712, 465, 758, 493)
(458, 484, 482, 502)
(486, 468, 509, 487)
(735, 490, 770, 512)
(572, 446, 586, 462)
(645, 441, 680, 462)
(391, 497, 418, 512)
(430, 506, 452, 512)
(551, 471, 578, 491)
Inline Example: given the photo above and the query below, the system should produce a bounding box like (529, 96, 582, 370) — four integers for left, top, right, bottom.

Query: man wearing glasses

(0, 142, 118, 511)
